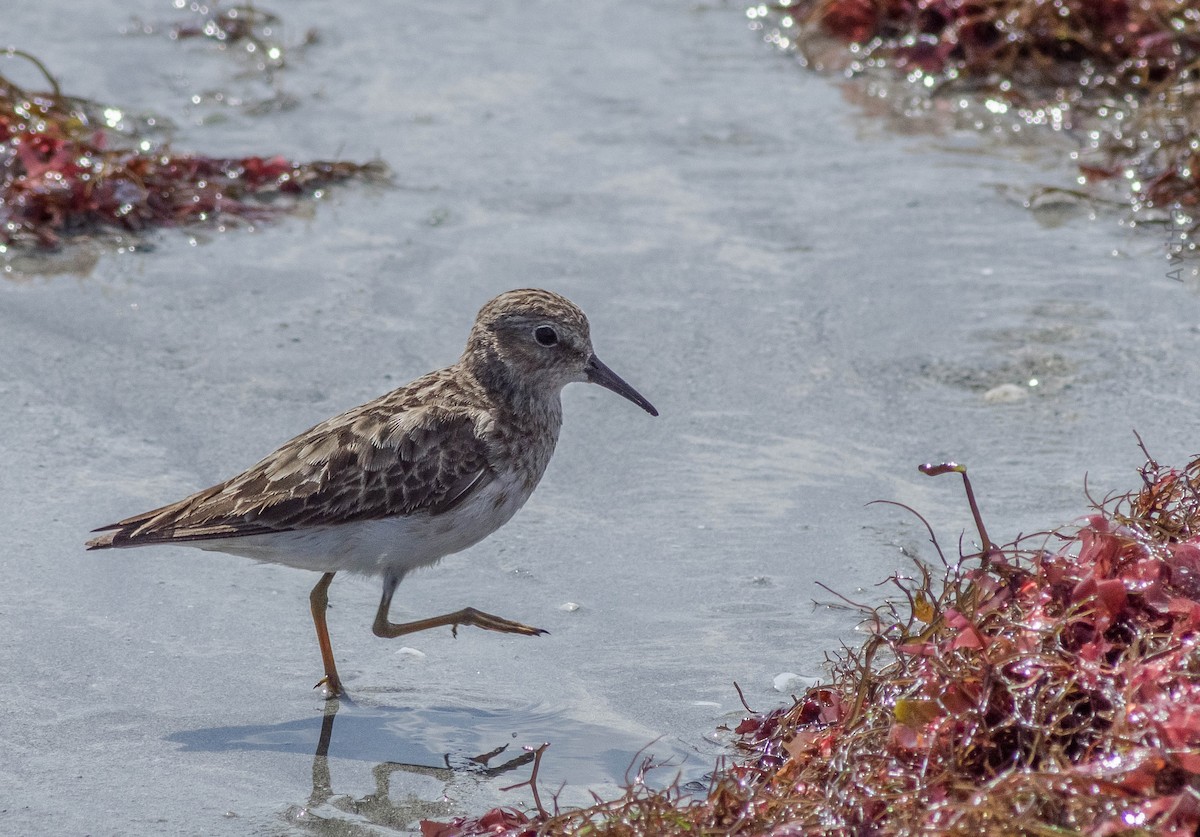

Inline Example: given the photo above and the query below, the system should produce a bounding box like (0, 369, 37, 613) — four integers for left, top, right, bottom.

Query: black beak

(585, 355, 658, 416)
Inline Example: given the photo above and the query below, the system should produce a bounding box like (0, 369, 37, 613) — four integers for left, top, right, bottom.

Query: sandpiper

(87, 289, 657, 696)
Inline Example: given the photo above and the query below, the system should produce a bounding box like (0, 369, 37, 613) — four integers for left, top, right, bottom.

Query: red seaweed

(424, 449, 1200, 835)
(0, 49, 385, 253)
(750, 0, 1200, 260)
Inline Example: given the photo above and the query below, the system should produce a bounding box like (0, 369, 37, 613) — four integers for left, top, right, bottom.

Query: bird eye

(534, 325, 559, 347)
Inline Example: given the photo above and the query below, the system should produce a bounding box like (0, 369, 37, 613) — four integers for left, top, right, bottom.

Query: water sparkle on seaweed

(750, 0, 1200, 267)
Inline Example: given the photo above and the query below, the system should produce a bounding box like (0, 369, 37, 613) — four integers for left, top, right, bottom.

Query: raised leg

(372, 572, 547, 640)
(309, 572, 344, 697)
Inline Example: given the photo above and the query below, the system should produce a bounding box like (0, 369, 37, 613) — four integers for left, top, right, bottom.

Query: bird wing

(87, 401, 493, 549)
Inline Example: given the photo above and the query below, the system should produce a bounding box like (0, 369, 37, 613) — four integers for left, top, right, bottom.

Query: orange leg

(372, 574, 547, 640)
(373, 605, 548, 639)
(309, 572, 344, 697)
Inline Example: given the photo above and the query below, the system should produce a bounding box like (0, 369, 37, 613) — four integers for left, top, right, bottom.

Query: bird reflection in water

(287, 697, 547, 833)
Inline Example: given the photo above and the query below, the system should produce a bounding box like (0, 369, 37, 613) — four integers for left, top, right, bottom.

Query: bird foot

(313, 675, 345, 699)
(374, 605, 548, 640)
(451, 607, 548, 638)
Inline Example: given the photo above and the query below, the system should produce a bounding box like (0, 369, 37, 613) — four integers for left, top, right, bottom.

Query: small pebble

(983, 382, 1027, 404)
(395, 646, 426, 659)
(773, 672, 816, 693)
(559, 601, 581, 612)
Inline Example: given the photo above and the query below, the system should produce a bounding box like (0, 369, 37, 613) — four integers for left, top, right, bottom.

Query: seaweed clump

(0, 50, 384, 252)
(748, 0, 1200, 261)
(131, 1, 317, 73)
(426, 450, 1200, 834)
(170, 2, 299, 69)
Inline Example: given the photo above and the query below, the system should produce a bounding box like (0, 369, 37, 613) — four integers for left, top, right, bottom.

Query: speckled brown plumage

(86, 288, 657, 697)
(89, 377, 510, 546)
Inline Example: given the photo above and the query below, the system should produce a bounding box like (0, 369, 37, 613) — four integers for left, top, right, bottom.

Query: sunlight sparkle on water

(1123, 810, 1148, 827)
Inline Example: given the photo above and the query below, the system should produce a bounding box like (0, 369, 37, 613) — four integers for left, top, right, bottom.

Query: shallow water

(3, 0, 1199, 833)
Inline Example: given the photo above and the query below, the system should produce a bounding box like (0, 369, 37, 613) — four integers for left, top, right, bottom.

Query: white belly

(195, 470, 534, 577)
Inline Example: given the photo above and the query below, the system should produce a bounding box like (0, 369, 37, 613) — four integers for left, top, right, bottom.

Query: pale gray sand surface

(2, 1, 1198, 833)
